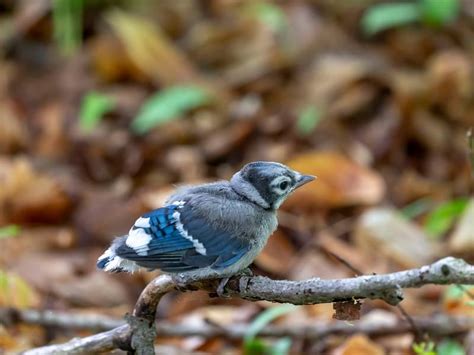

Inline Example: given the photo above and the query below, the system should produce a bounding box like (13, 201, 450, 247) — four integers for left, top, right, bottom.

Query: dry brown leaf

(106, 10, 198, 85)
(89, 33, 147, 83)
(52, 272, 130, 307)
(0, 227, 75, 266)
(0, 270, 40, 309)
(34, 102, 70, 159)
(74, 189, 145, 243)
(449, 198, 474, 255)
(443, 285, 474, 317)
(317, 231, 367, 275)
(333, 300, 361, 321)
(428, 50, 472, 103)
(166, 291, 247, 319)
(290, 249, 349, 281)
(0, 99, 28, 153)
(0, 325, 37, 353)
(333, 334, 385, 355)
(285, 151, 385, 208)
(0, 158, 72, 224)
(355, 208, 437, 270)
(254, 230, 296, 276)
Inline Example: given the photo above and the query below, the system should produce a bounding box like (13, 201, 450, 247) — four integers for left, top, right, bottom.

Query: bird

(97, 161, 315, 281)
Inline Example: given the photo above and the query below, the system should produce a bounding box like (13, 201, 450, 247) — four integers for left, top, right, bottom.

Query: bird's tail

(97, 236, 140, 273)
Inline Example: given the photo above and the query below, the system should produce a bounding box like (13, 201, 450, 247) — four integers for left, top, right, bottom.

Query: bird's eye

(279, 181, 289, 190)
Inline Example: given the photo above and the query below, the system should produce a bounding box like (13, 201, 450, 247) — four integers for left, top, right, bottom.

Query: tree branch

(3, 308, 474, 340)
(22, 257, 474, 354)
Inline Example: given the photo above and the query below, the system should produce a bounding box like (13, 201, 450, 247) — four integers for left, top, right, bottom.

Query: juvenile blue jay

(97, 161, 315, 279)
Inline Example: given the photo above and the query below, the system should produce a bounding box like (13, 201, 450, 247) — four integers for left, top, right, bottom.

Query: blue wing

(115, 201, 251, 272)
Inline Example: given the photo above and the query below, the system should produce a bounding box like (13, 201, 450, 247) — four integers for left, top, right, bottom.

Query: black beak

(295, 174, 316, 188)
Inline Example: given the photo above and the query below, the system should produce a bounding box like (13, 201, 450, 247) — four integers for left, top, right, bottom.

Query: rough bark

(20, 257, 474, 355)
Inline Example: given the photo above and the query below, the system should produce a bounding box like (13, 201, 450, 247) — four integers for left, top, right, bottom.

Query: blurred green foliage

(0, 225, 20, 239)
(79, 91, 115, 132)
(246, 2, 288, 33)
(244, 304, 295, 355)
(437, 339, 466, 355)
(362, 0, 459, 36)
(401, 197, 433, 219)
(52, 0, 83, 55)
(296, 106, 322, 136)
(131, 84, 211, 134)
(424, 198, 468, 238)
(413, 341, 436, 355)
(0, 270, 37, 308)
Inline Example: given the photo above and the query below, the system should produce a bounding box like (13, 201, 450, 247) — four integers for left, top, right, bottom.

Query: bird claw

(215, 268, 252, 297)
(239, 267, 253, 277)
(216, 277, 230, 298)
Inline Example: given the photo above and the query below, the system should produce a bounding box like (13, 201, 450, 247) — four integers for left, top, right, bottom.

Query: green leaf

(79, 91, 115, 132)
(244, 304, 295, 353)
(131, 85, 211, 134)
(424, 198, 468, 238)
(248, 2, 287, 33)
(270, 337, 292, 355)
(0, 225, 20, 239)
(244, 338, 269, 355)
(444, 284, 468, 301)
(52, 0, 83, 56)
(413, 341, 436, 355)
(437, 339, 466, 355)
(401, 197, 432, 219)
(296, 106, 321, 136)
(420, 0, 459, 27)
(361, 2, 421, 36)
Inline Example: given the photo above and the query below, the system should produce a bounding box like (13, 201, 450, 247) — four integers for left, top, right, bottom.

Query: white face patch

(126, 228, 152, 256)
(172, 209, 207, 255)
(270, 176, 292, 196)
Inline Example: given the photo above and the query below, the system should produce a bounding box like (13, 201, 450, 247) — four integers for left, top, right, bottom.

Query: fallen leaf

(0, 270, 40, 308)
(355, 208, 438, 269)
(442, 285, 474, 316)
(131, 85, 212, 134)
(334, 334, 385, 355)
(333, 300, 362, 321)
(285, 151, 385, 208)
(290, 249, 349, 281)
(89, 33, 146, 83)
(0, 99, 28, 153)
(106, 10, 197, 85)
(0, 157, 73, 224)
(449, 198, 474, 254)
(53, 272, 130, 307)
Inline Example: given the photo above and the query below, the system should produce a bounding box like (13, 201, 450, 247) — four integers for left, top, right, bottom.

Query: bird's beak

(295, 174, 316, 188)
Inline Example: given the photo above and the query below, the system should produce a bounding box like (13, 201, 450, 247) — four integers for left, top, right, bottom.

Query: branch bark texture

(20, 257, 474, 354)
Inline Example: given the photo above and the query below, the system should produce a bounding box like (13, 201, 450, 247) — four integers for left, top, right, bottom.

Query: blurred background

(0, 0, 473, 353)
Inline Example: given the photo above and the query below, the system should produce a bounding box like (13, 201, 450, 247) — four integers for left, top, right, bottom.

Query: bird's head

(230, 161, 315, 210)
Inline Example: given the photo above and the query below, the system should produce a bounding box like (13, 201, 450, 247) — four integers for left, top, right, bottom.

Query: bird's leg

(216, 277, 230, 298)
(216, 268, 253, 297)
(238, 267, 253, 277)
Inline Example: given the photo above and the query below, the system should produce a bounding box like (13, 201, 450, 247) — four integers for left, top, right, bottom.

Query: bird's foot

(238, 267, 253, 277)
(216, 277, 231, 298)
